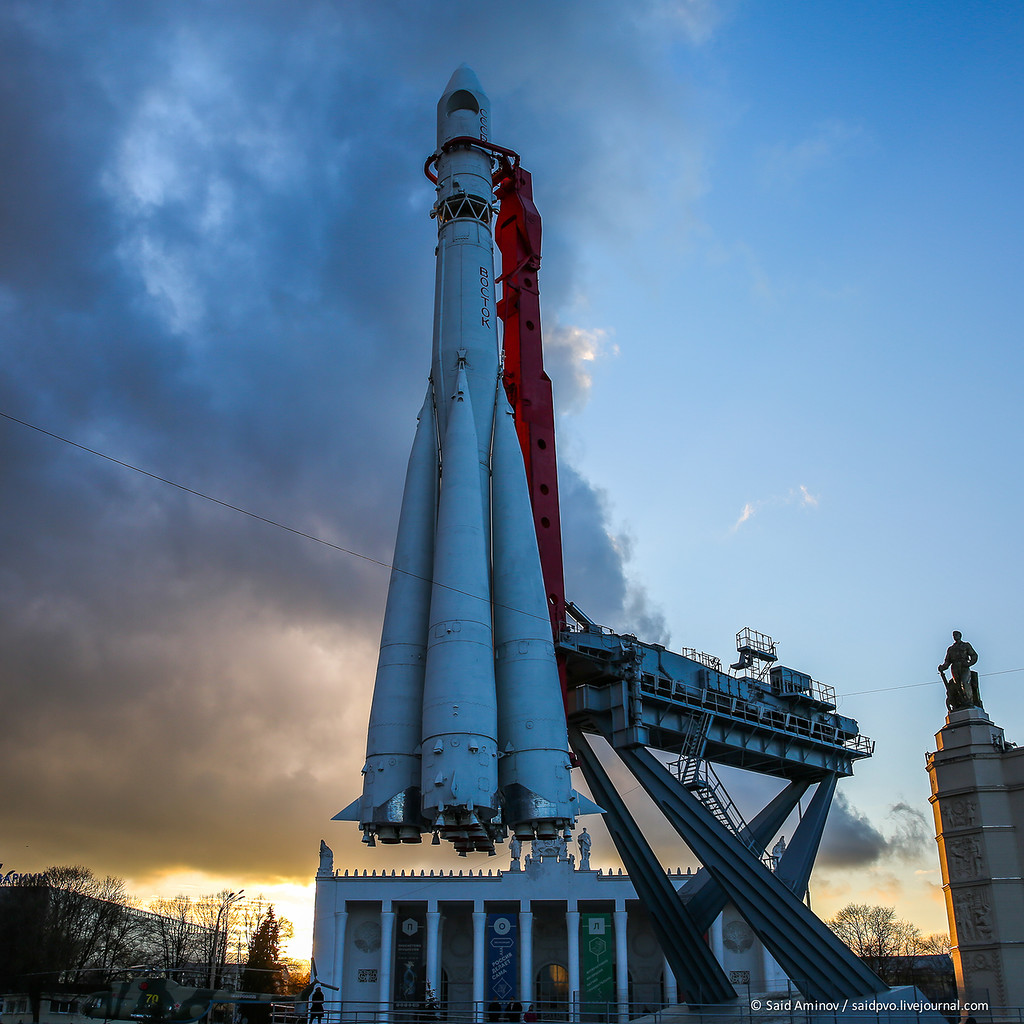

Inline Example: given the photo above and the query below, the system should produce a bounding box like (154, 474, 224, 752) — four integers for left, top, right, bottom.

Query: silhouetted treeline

(0, 866, 214, 997)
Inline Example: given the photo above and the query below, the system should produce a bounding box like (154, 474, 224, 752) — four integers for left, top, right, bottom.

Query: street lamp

(209, 890, 245, 988)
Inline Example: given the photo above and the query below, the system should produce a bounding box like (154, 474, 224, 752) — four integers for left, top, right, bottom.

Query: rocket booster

(349, 66, 578, 854)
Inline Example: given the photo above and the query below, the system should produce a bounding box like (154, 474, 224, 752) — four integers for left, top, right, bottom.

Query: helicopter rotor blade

(309, 957, 340, 992)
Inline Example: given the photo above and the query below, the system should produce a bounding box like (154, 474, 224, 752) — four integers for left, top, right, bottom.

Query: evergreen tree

(241, 906, 281, 1024)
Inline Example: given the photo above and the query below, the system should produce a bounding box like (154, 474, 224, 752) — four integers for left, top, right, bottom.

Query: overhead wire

(0, 408, 552, 627)
(3, 407, 1021, 698)
(841, 667, 1022, 699)
(842, 668, 1022, 699)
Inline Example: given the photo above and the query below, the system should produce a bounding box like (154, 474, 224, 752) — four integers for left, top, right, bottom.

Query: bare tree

(35, 866, 147, 981)
(191, 891, 243, 976)
(918, 932, 952, 956)
(826, 904, 922, 984)
(146, 896, 210, 972)
(0, 865, 157, 1022)
(91, 884, 147, 977)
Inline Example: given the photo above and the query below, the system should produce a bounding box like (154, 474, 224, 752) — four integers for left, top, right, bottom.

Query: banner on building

(486, 913, 518, 1004)
(581, 913, 615, 1016)
(393, 908, 427, 1011)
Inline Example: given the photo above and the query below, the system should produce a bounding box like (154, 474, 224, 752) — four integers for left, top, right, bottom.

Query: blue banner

(393, 909, 426, 1010)
(486, 912, 518, 1004)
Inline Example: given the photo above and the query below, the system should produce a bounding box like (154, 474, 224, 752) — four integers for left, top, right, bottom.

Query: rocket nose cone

(442, 63, 485, 98)
(437, 64, 490, 148)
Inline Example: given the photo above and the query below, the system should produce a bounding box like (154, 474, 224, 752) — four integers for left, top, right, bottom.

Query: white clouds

(735, 501, 756, 527)
(798, 484, 819, 507)
(760, 119, 866, 189)
(5, 1, 708, 894)
(100, 31, 343, 337)
(731, 484, 820, 531)
(128, 233, 206, 334)
(108, 90, 203, 212)
(636, 0, 732, 46)
(545, 323, 616, 415)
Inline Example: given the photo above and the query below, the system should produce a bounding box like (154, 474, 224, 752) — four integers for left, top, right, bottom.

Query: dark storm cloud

(1, 0, 704, 880)
(818, 793, 889, 868)
(559, 464, 670, 643)
(884, 801, 930, 861)
(817, 792, 930, 869)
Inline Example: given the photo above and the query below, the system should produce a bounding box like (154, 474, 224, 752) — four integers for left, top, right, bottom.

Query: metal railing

(296, 1000, 1024, 1024)
(680, 648, 723, 672)
(635, 675, 872, 762)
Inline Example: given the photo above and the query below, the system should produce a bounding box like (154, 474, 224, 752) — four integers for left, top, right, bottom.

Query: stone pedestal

(926, 707, 1024, 1010)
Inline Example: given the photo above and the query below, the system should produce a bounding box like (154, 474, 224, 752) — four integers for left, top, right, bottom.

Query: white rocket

(342, 66, 578, 854)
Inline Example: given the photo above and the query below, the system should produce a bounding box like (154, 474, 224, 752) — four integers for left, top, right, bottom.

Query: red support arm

(494, 166, 569, 706)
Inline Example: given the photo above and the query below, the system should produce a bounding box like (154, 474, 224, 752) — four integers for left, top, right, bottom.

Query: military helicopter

(82, 967, 294, 1023)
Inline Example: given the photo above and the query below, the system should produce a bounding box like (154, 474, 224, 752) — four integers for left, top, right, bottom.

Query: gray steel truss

(616, 743, 884, 1000)
(568, 725, 736, 1006)
(561, 616, 883, 1002)
(682, 777, 810, 930)
(683, 773, 836, 930)
(775, 772, 838, 898)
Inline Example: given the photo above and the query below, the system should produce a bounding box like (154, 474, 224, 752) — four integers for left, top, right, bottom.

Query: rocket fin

(571, 791, 606, 816)
(420, 362, 499, 851)
(332, 798, 360, 822)
(358, 389, 438, 844)
(491, 387, 576, 839)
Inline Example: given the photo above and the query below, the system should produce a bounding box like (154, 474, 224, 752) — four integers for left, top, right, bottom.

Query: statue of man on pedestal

(939, 630, 981, 711)
(578, 827, 592, 870)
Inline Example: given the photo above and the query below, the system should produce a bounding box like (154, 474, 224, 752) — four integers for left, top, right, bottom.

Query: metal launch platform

(561, 603, 873, 781)
(557, 605, 885, 1005)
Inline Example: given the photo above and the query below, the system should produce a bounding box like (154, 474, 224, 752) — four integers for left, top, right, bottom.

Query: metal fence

(270, 998, 1024, 1024)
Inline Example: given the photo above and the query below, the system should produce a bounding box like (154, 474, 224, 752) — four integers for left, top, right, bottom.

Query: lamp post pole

(209, 890, 245, 988)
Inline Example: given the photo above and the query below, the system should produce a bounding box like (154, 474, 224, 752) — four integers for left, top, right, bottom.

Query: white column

(519, 909, 533, 1007)
(566, 908, 580, 1024)
(710, 913, 724, 966)
(379, 907, 396, 1023)
(662, 955, 678, 1007)
(614, 909, 629, 1024)
(332, 910, 348, 1021)
(473, 909, 487, 1022)
(426, 908, 442, 1004)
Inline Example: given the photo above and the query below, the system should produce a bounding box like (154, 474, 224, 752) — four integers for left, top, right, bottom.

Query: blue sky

(556, 0, 1024, 934)
(2, 1, 1021, 954)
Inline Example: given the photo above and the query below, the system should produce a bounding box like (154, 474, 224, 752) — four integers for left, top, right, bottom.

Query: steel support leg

(618, 744, 884, 1000)
(686, 774, 836, 929)
(775, 773, 837, 899)
(684, 778, 809, 932)
(568, 727, 736, 1005)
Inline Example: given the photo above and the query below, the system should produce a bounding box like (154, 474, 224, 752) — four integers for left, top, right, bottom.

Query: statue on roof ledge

(318, 839, 334, 876)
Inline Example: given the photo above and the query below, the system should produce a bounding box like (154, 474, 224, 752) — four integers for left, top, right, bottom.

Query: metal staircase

(669, 716, 772, 867)
(672, 711, 712, 779)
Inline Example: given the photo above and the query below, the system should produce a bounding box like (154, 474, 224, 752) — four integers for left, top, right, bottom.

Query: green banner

(580, 912, 615, 1015)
